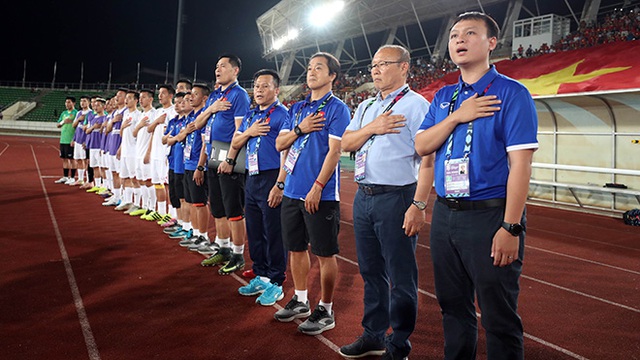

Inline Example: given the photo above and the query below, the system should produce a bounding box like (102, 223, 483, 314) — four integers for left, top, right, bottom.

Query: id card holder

(283, 147, 300, 175)
(248, 153, 259, 176)
(184, 144, 192, 161)
(444, 157, 471, 198)
(354, 149, 367, 181)
(204, 116, 213, 144)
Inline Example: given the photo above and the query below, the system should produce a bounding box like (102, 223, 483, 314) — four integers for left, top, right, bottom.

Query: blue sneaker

(256, 282, 284, 306)
(168, 228, 192, 239)
(238, 277, 269, 296)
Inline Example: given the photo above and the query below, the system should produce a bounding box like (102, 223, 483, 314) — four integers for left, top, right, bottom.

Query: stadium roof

(257, 0, 506, 58)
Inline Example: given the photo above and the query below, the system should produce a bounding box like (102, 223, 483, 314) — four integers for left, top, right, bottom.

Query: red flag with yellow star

(418, 41, 640, 101)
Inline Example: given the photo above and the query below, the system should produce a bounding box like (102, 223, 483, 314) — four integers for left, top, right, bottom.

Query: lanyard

(293, 94, 333, 151)
(444, 80, 494, 159)
(358, 86, 409, 128)
(186, 109, 204, 147)
(217, 82, 238, 100)
(247, 103, 277, 154)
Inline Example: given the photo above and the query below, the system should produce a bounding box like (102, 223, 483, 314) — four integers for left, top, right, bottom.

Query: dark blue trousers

(430, 200, 525, 360)
(245, 169, 287, 285)
(353, 184, 418, 358)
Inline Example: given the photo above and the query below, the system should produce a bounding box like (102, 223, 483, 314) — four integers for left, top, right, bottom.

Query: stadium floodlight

(308, 0, 345, 28)
(272, 28, 300, 51)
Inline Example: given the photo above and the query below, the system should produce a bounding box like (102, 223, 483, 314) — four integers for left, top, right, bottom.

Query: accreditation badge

(354, 149, 367, 181)
(248, 153, 259, 176)
(184, 144, 192, 161)
(444, 157, 470, 198)
(283, 147, 300, 175)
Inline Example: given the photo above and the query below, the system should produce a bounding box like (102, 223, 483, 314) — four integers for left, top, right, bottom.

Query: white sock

(168, 205, 177, 218)
(134, 187, 141, 207)
(295, 290, 308, 304)
(157, 201, 166, 215)
(114, 187, 122, 201)
(125, 187, 134, 204)
(78, 169, 85, 182)
(232, 244, 244, 254)
(260, 276, 271, 284)
(216, 237, 230, 248)
(147, 186, 156, 211)
(183, 222, 192, 231)
(96, 178, 102, 187)
(105, 170, 113, 189)
(201, 232, 208, 240)
(193, 229, 201, 237)
(319, 301, 333, 314)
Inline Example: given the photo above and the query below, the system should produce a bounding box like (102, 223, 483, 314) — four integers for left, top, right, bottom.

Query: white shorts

(73, 143, 87, 160)
(119, 156, 136, 179)
(135, 158, 151, 181)
(151, 158, 168, 184)
(89, 149, 101, 168)
(100, 150, 109, 168)
(107, 154, 121, 173)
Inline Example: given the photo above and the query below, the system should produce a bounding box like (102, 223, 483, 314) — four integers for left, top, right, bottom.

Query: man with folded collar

(339, 45, 434, 360)
(195, 54, 251, 275)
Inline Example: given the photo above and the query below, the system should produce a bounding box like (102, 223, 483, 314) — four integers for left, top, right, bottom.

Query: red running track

(0, 135, 638, 360)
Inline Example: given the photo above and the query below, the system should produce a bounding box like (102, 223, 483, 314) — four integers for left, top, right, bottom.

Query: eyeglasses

(367, 60, 403, 72)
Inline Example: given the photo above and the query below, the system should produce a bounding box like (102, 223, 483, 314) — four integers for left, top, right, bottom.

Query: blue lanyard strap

(357, 86, 409, 151)
(294, 94, 333, 151)
(247, 104, 277, 154)
(444, 80, 494, 159)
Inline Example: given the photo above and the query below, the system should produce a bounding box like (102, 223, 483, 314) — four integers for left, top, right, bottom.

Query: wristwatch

(294, 125, 304, 136)
(196, 165, 205, 172)
(225, 157, 236, 166)
(412, 200, 427, 210)
(502, 222, 524, 236)
(276, 181, 285, 190)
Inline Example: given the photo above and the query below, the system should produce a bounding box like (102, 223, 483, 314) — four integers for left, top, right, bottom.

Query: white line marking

(0, 142, 9, 158)
(31, 145, 101, 360)
(526, 245, 640, 275)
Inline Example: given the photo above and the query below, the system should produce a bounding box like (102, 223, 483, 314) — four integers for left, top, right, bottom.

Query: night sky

(0, 0, 628, 86)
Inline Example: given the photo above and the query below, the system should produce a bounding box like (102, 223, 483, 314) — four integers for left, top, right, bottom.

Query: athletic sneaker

(114, 202, 133, 211)
(238, 277, 269, 296)
(86, 186, 101, 193)
(157, 215, 173, 225)
(274, 295, 311, 322)
(201, 247, 231, 267)
(54, 177, 69, 184)
(187, 236, 209, 251)
(64, 177, 76, 185)
(129, 207, 147, 216)
(97, 188, 110, 195)
(298, 305, 335, 335)
(168, 228, 192, 239)
(160, 218, 177, 227)
(163, 225, 182, 234)
(142, 211, 163, 221)
(196, 242, 219, 255)
(256, 283, 284, 306)
(69, 179, 84, 186)
(339, 337, 386, 358)
(179, 234, 199, 247)
(218, 254, 245, 275)
(102, 197, 120, 206)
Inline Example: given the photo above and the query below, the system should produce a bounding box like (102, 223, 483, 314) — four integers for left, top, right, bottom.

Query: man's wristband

(314, 180, 325, 189)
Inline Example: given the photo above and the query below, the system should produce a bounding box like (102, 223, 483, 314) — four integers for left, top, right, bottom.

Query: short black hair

(310, 52, 341, 85)
(158, 84, 175, 95)
(218, 54, 242, 72)
(174, 92, 187, 98)
(454, 12, 500, 39)
(80, 95, 91, 101)
(139, 88, 155, 97)
(117, 87, 129, 94)
(65, 96, 76, 103)
(176, 79, 192, 90)
(192, 83, 211, 97)
(126, 90, 140, 100)
(253, 69, 280, 88)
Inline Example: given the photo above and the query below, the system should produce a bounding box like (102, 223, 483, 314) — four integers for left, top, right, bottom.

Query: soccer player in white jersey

(129, 89, 156, 218)
(117, 90, 142, 213)
(142, 84, 177, 222)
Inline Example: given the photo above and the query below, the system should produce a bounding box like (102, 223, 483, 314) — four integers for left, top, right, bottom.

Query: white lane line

(526, 245, 640, 275)
(31, 145, 101, 360)
(0, 142, 9, 158)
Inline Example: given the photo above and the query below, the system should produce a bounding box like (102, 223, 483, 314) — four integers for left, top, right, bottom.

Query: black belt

(437, 196, 505, 211)
(358, 183, 415, 195)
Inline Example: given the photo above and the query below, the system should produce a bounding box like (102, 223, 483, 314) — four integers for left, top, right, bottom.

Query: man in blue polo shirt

(273, 52, 350, 336)
(195, 54, 251, 275)
(338, 45, 434, 360)
(162, 92, 189, 231)
(230, 69, 289, 306)
(416, 12, 538, 360)
(171, 85, 209, 245)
